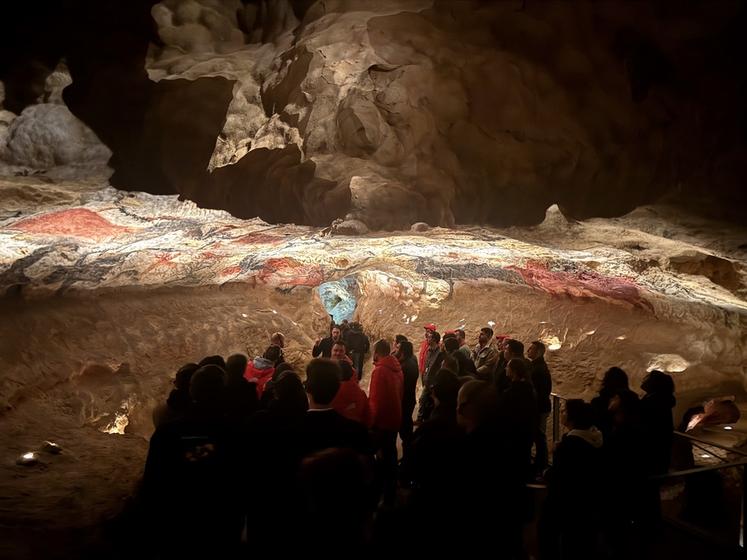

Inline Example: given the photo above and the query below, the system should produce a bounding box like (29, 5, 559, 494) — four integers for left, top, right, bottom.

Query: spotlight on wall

(724, 426, 734, 431)
(700, 454, 711, 459)
(541, 335, 562, 351)
(646, 354, 690, 373)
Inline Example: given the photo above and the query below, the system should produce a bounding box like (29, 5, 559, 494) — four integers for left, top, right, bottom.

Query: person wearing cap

(418, 323, 437, 375)
(471, 327, 499, 379)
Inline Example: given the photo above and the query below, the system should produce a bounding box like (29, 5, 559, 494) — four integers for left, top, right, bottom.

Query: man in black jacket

(395, 339, 420, 447)
(345, 322, 370, 381)
(302, 358, 373, 456)
(312, 325, 342, 358)
(528, 340, 552, 473)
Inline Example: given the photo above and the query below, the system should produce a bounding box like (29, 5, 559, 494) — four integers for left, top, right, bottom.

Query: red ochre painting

(257, 257, 324, 287)
(7, 208, 131, 241)
(506, 260, 653, 311)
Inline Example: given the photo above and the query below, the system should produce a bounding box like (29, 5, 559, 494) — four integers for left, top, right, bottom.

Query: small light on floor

(724, 426, 734, 431)
(241, 313, 247, 318)
(16, 452, 39, 466)
(700, 454, 711, 458)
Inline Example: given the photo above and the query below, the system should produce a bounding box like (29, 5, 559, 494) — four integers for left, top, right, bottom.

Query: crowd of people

(135, 321, 678, 559)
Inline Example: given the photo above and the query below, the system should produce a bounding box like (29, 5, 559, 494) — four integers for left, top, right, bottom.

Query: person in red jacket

(331, 360, 371, 427)
(418, 323, 437, 375)
(369, 338, 404, 506)
(244, 345, 282, 397)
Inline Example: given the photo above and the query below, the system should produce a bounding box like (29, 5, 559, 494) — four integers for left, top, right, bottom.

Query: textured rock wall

(1, 0, 745, 228)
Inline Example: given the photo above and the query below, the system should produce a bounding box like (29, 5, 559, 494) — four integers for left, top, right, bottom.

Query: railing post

(552, 394, 561, 444)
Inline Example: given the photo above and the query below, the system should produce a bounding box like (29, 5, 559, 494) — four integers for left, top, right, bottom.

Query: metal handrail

(547, 393, 747, 556)
(650, 458, 747, 480)
(674, 430, 747, 457)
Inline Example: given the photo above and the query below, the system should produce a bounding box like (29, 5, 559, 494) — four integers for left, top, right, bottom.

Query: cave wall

(1, 0, 746, 228)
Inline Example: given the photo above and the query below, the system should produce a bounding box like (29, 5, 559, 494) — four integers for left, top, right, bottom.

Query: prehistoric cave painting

(257, 257, 324, 288)
(506, 260, 654, 312)
(0, 188, 743, 316)
(7, 208, 132, 240)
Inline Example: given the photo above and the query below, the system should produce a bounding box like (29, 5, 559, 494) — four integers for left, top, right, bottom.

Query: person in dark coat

(142, 365, 242, 559)
(312, 325, 342, 358)
(497, 357, 538, 475)
(528, 340, 552, 473)
(539, 399, 603, 560)
(493, 338, 526, 393)
(400, 369, 462, 523)
(590, 367, 637, 438)
(640, 370, 675, 475)
(224, 353, 258, 423)
(417, 331, 443, 422)
(603, 389, 649, 558)
(302, 358, 373, 456)
(396, 339, 420, 447)
(455, 380, 525, 556)
(152, 362, 198, 428)
(245, 370, 308, 552)
(444, 335, 477, 377)
(345, 322, 371, 380)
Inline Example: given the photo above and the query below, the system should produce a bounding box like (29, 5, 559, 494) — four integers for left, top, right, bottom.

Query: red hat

(424, 323, 437, 331)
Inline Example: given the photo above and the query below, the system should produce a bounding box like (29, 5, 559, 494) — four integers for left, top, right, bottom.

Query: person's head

(478, 327, 493, 346)
(429, 331, 441, 348)
(338, 360, 355, 382)
(270, 332, 285, 348)
(273, 361, 295, 380)
(394, 334, 408, 354)
(456, 329, 466, 345)
(373, 339, 391, 363)
(273, 371, 308, 413)
(174, 363, 199, 391)
(563, 399, 594, 430)
(641, 370, 675, 397)
(263, 344, 283, 365)
(331, 341, 347, 361)
(442, 332, 456, 350)
(198, 355, 226, 369)
(600, 367, 629, 396)
(432, 369, 461, 410)
(457, 380, 498, 432)
(444, 336, 460, 354)
(507, 358, 529, 382)
(225, 354, 248, 381)
(331, 325, 341, 341)
(424, 324, 436, 341)
(527, 340, 545, 361)
(305, 359, 342, 407)
(189, 365, 226, 409)
(397, 340, 414, 361)
(503, 339, 524, 360)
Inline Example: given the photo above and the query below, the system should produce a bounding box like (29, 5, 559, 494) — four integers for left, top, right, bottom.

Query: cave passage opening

(317, 276, 359, 324)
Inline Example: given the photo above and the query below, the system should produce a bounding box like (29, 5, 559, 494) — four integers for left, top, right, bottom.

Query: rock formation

(1, 0, 746, 229)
